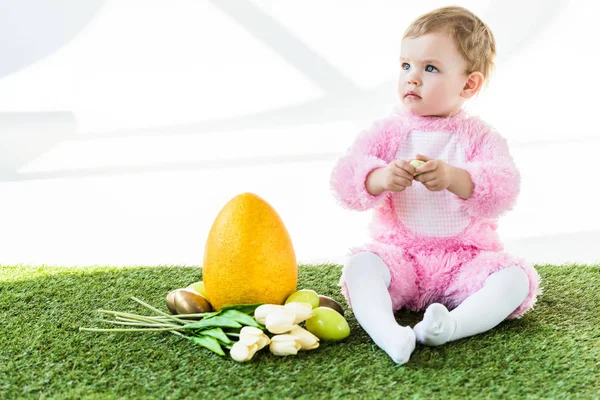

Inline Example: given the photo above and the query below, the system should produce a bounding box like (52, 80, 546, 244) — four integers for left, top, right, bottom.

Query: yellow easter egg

(202, 192, 298, 310)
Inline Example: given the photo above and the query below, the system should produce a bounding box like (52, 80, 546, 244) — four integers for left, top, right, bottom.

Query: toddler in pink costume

(331, 6, 541, 364)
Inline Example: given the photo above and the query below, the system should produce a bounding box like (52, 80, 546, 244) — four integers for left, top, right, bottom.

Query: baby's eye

(401, 62, 410, 71)
(425, 65, 439, 73)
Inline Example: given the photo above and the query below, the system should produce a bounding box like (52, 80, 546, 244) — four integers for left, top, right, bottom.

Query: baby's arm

(330, 118, 402, 210)
(447, 167, 474, 199)
(456, 129, 520, 219)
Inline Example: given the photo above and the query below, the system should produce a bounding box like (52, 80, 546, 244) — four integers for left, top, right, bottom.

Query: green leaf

(184, 315, 242, 330)
(197, 311, 220, 319)
(198, 303, 264, 320)
(188, 335, 225, 356)
(219, 309, 264, 329)
(218, 303, 264, 315)
(200, 328, 234, 345)
(223, 327, 242, 336)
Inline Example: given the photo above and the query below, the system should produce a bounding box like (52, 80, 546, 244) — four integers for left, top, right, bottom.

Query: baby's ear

(461, 71, 484, 99)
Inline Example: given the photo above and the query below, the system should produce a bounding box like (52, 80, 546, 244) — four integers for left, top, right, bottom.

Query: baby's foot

(382, 326, 416, 364)
(413, 303, 456, 346)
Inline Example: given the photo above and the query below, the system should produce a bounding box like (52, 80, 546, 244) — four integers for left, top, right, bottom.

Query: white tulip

(283, 302, 314, 324)
(265, 308, 296, 334)
(230, 341, 259, 362)
(239, 326, 270, 350)
(289, 325, 320, 350)
(253, 304, 284, 324)
(265, 309, 296, 334)
(269, 334, 302, 356)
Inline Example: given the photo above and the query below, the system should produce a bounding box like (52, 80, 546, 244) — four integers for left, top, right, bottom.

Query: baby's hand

(366, 160, 416, 195)
(412, 154, 452, 192)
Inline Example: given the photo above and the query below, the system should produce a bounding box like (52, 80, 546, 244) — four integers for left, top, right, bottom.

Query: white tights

(343, 252, 530, 364)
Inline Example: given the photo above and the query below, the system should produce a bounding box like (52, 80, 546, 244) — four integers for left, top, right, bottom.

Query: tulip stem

(97, 309, 153, 320)
(80, 326, 184, 332)
(98, 311, 178, 326)
(130, 296, 188, 325)
(101, 320, 177, 328)
(115, 316, 158, 324)
(165, 313, 207, 319)
(120, 314, 172, 324)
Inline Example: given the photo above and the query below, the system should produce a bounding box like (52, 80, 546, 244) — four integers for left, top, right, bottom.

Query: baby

(330, 6, 541, 364)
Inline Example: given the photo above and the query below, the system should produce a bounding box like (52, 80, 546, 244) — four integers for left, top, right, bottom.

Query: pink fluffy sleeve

(457, 129, 521, 219)
(330, 118, 400, 211)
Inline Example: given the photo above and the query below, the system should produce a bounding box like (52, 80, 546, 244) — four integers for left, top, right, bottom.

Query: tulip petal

(284, 302, 314, 324)
(289, 325, 320, 350)
(265, 309, 296, 334)
(230, 342, 251, 362)
(253, 304, 284, 324)
(247, 343, 259, 358)
(239, 334, 261, 347)
(269, 334, 301, 356)
(256, 336, 270, 350)
(240, 326, 264, 336)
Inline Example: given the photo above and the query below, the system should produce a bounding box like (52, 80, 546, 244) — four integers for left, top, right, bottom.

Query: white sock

(414, 265, 530, 346)
(344, 252, 416, 364)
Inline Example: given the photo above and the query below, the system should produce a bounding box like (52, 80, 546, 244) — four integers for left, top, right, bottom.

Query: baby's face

(398, 31, 469, 117)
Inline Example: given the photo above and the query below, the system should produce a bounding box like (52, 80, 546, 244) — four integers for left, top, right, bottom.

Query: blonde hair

(403, 6, 496, 80)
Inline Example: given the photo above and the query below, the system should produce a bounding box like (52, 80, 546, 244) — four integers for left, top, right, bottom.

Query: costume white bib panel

(393, 130, 470, 237)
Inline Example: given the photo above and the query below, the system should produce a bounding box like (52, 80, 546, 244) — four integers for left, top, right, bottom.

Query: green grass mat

(1, 264, 598, 399)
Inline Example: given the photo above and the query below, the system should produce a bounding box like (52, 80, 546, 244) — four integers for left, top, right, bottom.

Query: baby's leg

(343, 252, 415, 364)
(414, 265, 529, 346)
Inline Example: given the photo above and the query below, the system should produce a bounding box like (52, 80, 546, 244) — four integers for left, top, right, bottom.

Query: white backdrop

(0, 0, 598, 266)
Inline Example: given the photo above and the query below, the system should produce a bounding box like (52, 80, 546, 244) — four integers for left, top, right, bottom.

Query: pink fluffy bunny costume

(331, 107, 541, 319)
